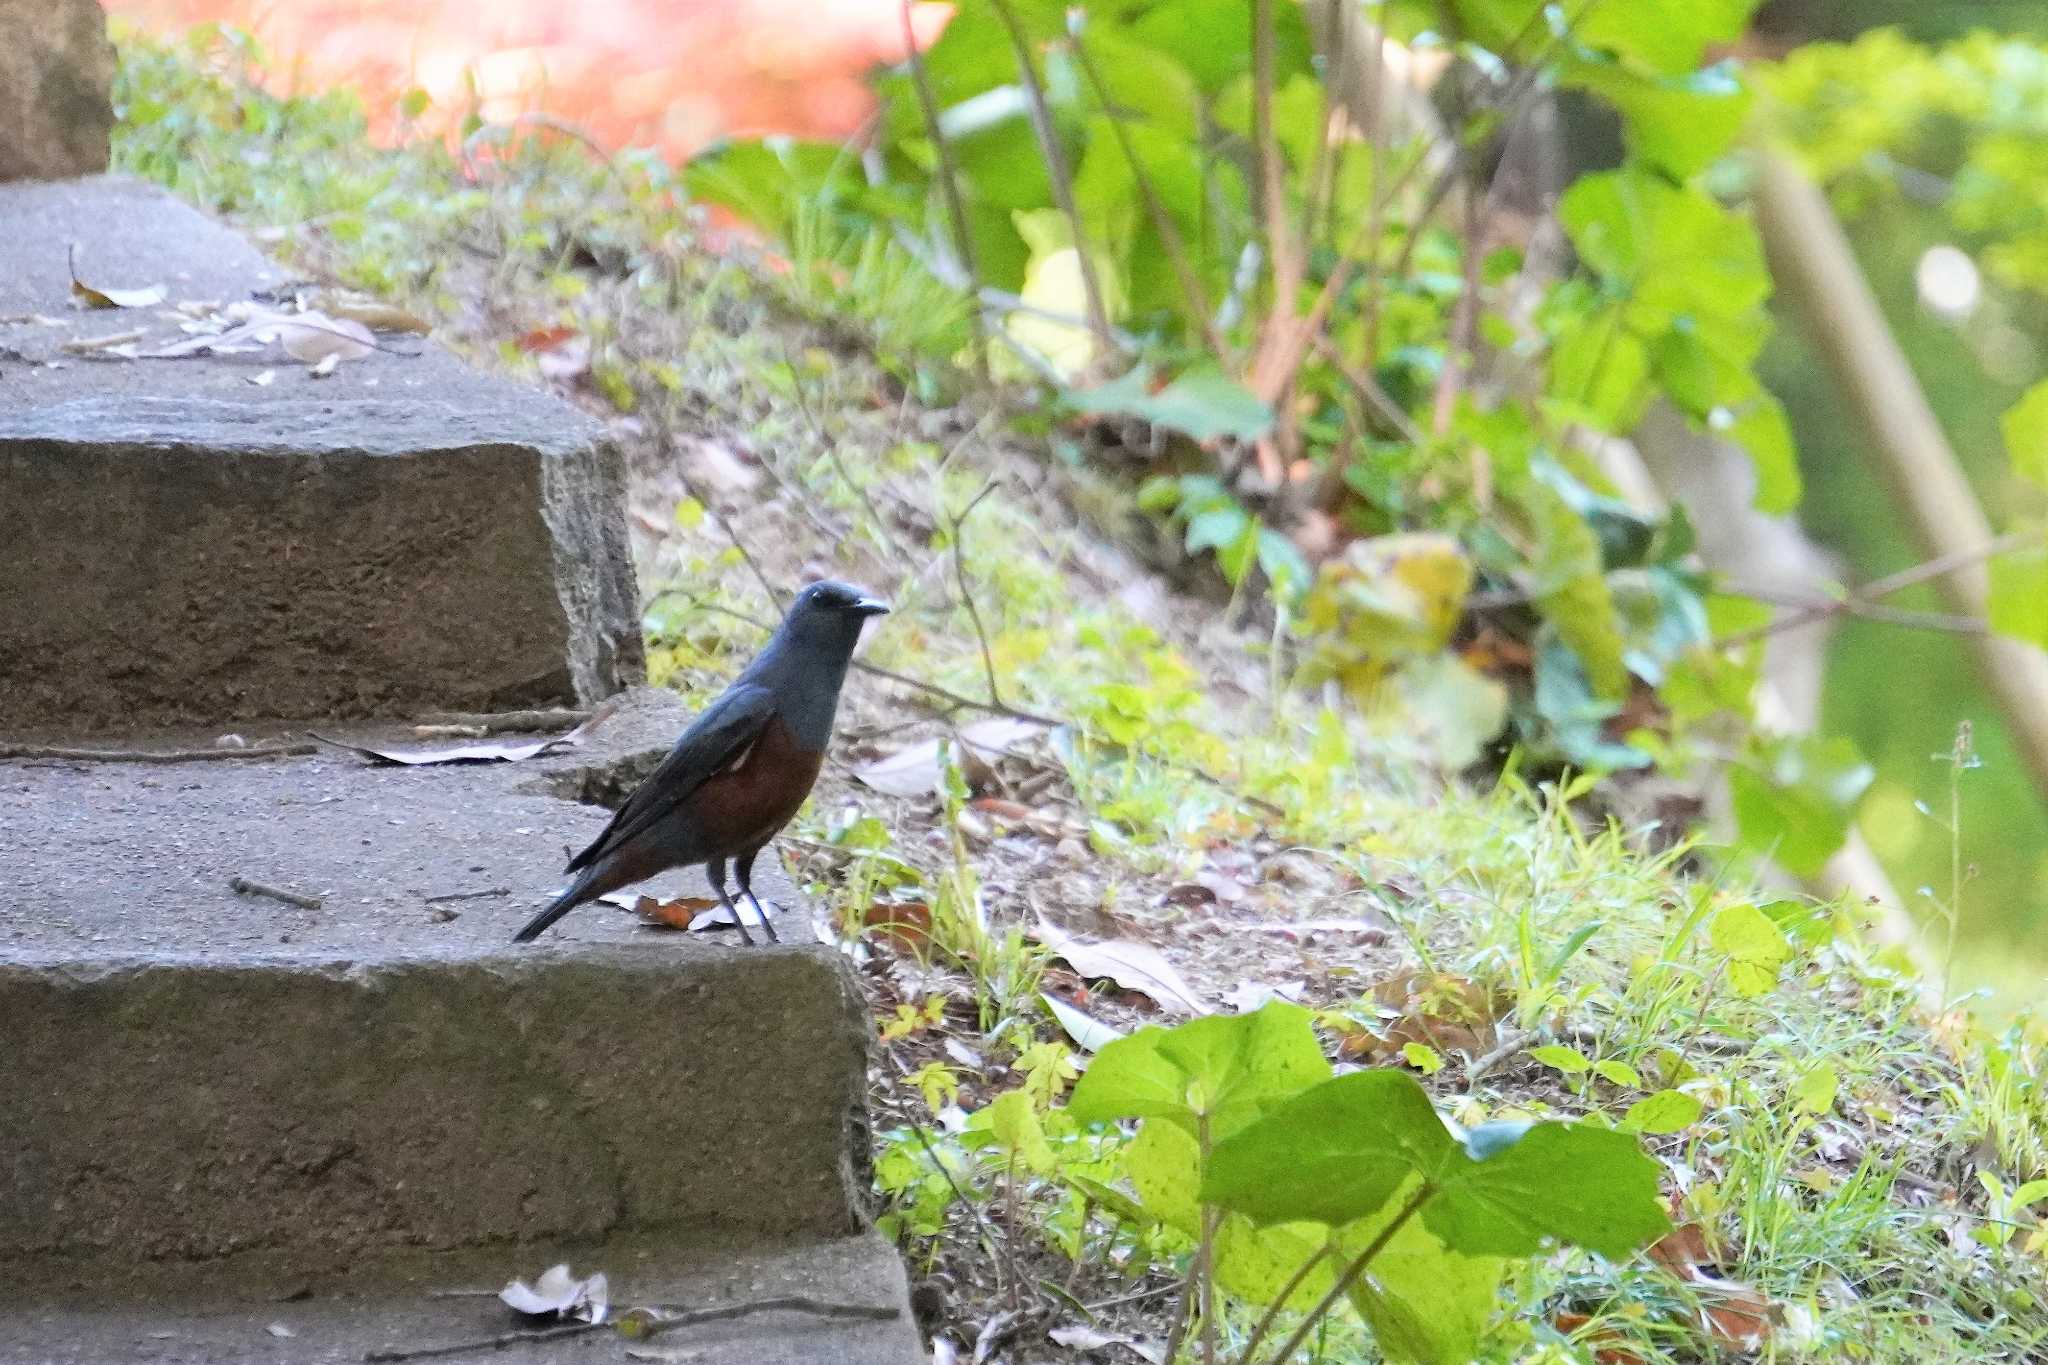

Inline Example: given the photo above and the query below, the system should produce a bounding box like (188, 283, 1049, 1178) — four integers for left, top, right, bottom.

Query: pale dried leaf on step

(272, 310, 376, 363)
(624, 1347, 704, 1363)
(1041, 990, 1127, 1053)
(1047, 1323, 1166, 1363)
(1033, 919, 1210, 1015)
(307, 288, 432, 334)
(67, 245, 166, 310)
(499, 1263, 609, 1324)
(311, 701, 617, 767)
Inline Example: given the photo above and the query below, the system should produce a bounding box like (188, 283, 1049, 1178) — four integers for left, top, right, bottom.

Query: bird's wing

(564, 683, 777, 873)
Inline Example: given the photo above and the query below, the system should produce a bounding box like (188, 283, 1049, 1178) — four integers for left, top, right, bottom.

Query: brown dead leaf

(864, 900, 932, 952)
(1648, 1220, 1716, 1277)
(1033, 919, 1210, 1015)
(1551, 1312, 1645, 1365)
(1160, 883, 1217, 909)
(309, 290, 432, 334)
(1347, 970, 1508, 1062)
(67, 244, 166, 310)
(1694, 1276, 1775, 1352)
(517, 325, 581, 352)
(634, 895, 720, 930)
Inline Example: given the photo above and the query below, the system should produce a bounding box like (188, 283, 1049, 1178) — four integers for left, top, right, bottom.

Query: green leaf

(1214, 1216, 1335, 1311)
(1202, 1072, 1670, 1260)
(1593, 1060, 1643, 1088)
(989, 1089, 1056, 1172)
(1621, 1089, 1703, 1134)
(1517, 478, 1630, 701)
(1530, 1045, 1593, 1074)
(1126, 0, 1314, 94)
(1574, 0, 1757, 75)
(1403, 1042, 1446, 1075)
(1729, 733, 1874, 877)
(683, 137, 863, 242)
(1989, 542, 2048, 650)
(2001, 379, 2048, 490)
(1564, 60, 1752, 178)
(1200, 1071, 1454, 1227)
(1721, 391, 1803, 515)
(1338, 1180, 1506, 1365)
(1710, 901, 1795, 998)
(1062, 365, 1275, 442)
(1791, 1062, 1839, 1116)
(1424, 1121, 1672, 1259)
(1550, 304, 1650, 431)
(1066, 999, 1332, 1138)
(1125, 1114, 1202, 1233)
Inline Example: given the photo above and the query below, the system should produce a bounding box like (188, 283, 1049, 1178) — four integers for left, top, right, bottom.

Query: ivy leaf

(1202, 1072, 1670, 1259)
(1337, 1180, 1505, 1365)
(1062, 365, 1274, 442)
(1066, 999, 1332, 1139)
(2001, 379, 2048, 491)
(1710, 902, 1795, 998)
(1791, 1063, 1840, 1117)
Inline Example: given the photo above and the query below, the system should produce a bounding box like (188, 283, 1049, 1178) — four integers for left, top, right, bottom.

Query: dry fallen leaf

(852, 718, 1048, 798)
(1033, 919, 1210, 1015)
(309, 289, 432, 334)
(499, 1263, 609, 1325)
(1551, 1311, 1645, 1365)
(67, 244, 166, 310)
(1047, 1324, 1165, 1363)
(864, 899, 933, 952)
(1042, 991, 1127, 1053)
(1341, 970, 1507, 1062)
(313, 703, 614, 767)
(634, 895, 721, 930)
(1694, 1275, 1775, 1352)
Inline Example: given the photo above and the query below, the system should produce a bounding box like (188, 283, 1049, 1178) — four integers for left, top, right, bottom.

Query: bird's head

(782, 580, 890, 655)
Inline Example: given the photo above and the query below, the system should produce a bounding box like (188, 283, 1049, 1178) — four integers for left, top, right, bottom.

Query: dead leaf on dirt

(1693, 1275, 1775, 1352)
(67, 244, 166, 310)
(633, 894, 721, 930)
(1042, 991, 1127, 1053)
(1340, 969, 1507, 1062)
(499, 1263, 609, 1324)
(865, 899, 933, 952)
(276, 311, 377, 364)
(517, 325, 581, 352)
(1551, 1312, 1644, 1364)
(1033, 919, 1210, 1015)
(312, 702, 615, 766)
(1648, 1219, 1716, 1277)
(852, 718, 1048, 798)
(1223, 980, 1304, 1013)
(1160, 882, 1218, 908)
(1046, 1323, 1166, 1363)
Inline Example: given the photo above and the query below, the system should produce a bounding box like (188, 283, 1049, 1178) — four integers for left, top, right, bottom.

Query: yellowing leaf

(1710, 902, 1793, 998)
(1622, 1089, 1703, 1134)
(989, 1090, 1056, 1173)
(1790, 1063, 1839, 1116)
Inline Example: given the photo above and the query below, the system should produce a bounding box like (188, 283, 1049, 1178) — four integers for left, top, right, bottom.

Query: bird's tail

(513, 873, 594, 944)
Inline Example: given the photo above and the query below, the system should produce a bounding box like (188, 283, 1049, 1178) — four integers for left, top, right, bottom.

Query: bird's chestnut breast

(687, 713, 825, 853)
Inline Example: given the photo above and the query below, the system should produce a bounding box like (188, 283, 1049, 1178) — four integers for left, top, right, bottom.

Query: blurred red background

(104, 0, 949, 161)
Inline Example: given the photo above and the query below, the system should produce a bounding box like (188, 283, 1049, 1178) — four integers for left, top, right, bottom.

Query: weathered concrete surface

(0, 0, 114, 182)
(0, 689, 875, 1278)
(0, 175, 643, 731)
(6, 1229, 922, 1364)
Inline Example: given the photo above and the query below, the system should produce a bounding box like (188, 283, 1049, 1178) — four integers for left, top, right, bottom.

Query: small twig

(673, 465, 787, 618)
(907, 1120, 1024, 1298)
(630, 1296, 901, 1339)
(1234, 1242, 1337, 1365)
(1253, 1182, 1434, 1365)
(362, 1322, 601, 1362)
(949, 476, 1008, 712)
(1463, 1025, 1539, 1082)
(854, 658, 1063, 728)
(900, 0, 991, 383)
(0, 741, 316, 764)
(415, 708, 591, 735)
(229, 876, 324, 911)
(783, 339, 913, 562)
(423, 887, 512, 904)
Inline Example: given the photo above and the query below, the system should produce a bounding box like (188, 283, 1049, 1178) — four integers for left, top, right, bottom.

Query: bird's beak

(853, 596, 891, 616)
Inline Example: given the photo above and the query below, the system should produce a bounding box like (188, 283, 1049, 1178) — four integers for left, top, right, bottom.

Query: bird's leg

(706, 857, 755, 946)
(735, 850, 779, 943)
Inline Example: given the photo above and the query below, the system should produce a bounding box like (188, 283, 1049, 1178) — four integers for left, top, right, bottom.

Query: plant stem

(1243, 1183, 1435, 1365)
(1068, 31, 1230, 363)
(987, 0, 1114, 360)
(1233, 1243, 1336, 1365)
(898, 0, 991, 383)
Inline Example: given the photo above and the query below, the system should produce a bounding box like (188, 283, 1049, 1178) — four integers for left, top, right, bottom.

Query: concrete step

(0, 174, 642, 731)
(7, 1229, 921, 1364)
(1, 691, 890, 1331)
